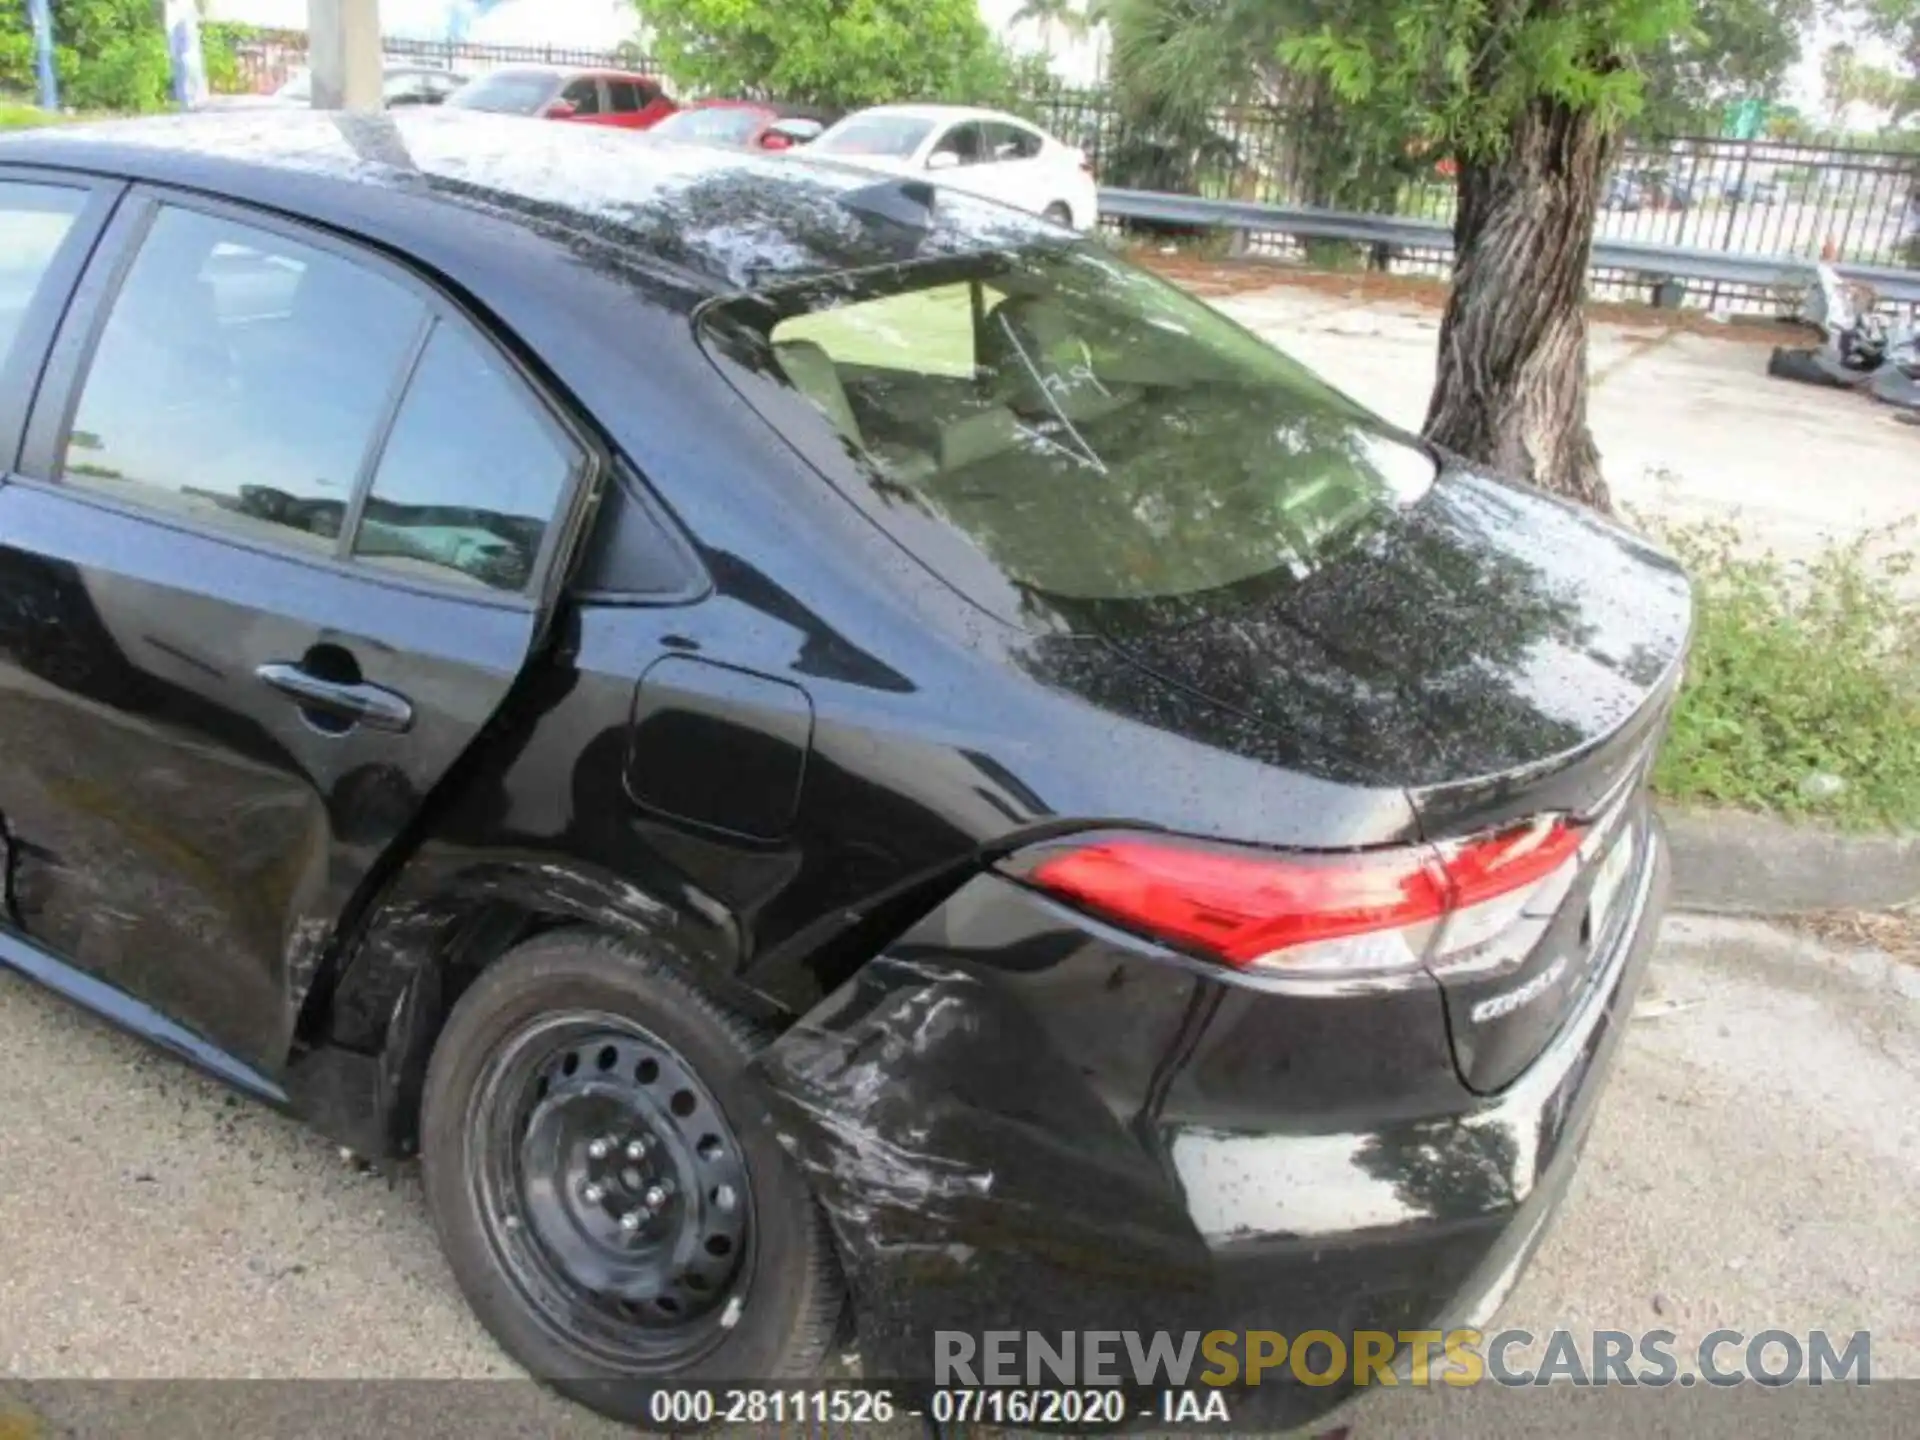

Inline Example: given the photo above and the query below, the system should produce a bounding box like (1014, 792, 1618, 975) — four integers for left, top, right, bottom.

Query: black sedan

(0, 110, 1688, 1429)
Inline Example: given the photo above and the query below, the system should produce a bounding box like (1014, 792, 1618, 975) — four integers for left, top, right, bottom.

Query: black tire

(1766, 346, 1860, 389)
(1042, 201, 1073, 227)
(420, 929, 844, 1424)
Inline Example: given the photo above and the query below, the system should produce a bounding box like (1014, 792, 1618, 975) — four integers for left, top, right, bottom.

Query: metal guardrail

(1097, 189, 1920, 306)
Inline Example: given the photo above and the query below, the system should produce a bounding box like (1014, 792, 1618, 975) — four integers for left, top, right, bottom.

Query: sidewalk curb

(1662, 806, 1918, 916)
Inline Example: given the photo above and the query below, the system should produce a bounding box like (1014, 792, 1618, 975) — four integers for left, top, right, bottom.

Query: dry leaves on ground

(1780, 905, 1920, 963)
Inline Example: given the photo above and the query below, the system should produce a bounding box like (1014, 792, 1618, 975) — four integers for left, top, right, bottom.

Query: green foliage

(1648, 517, 1920, 832)
(641, 0, 1019, 109)
(1280, 0, 1693, 161)
(1638, 0, 1814, 136)
(0, 1, 242, 114)
(1106, 0, 1411, 213)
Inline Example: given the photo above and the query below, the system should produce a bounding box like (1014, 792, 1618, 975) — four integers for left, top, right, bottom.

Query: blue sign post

(27, 0, 59, 112)
(164, 0, 209, 110)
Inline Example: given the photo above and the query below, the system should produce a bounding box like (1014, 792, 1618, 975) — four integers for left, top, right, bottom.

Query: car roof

(0, 109, 1054, 299)
(481, 62, 658, 80)
(686, 98, 837, 120)
(838, 104, 1040, 129)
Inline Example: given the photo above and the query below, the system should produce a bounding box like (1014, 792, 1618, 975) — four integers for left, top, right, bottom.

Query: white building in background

(977, 0, 1108, 84)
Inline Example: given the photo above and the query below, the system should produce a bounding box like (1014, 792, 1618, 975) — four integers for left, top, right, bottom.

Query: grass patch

(0, 104, 115, 130)
(1647, 516, 1920, 832)
(0, 103, 60, 130)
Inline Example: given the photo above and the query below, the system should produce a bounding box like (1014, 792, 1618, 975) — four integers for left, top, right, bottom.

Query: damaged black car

(0, 109, 1689, 1431)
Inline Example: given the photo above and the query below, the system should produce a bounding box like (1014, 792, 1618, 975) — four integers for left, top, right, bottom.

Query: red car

(445, 65, 675, 129)
(648, 99, 841, 152)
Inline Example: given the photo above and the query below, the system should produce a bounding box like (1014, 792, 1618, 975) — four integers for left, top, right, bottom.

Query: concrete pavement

(1213, 285, 1920, 596)
(1, 916, 1914, 1433)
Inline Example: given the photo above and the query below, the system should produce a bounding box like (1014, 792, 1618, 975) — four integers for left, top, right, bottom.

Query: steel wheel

(468, 1010, 755, 1368)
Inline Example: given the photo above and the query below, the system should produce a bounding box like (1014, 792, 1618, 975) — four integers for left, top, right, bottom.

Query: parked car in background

(0, 109, 1685, 1434)
(445, 65, 675, 128)
(206, 62, 467, 110)
(1724, 177, 1781, 205)
(807, 103, 1099, 231)
(649, 100, 840, 152)
(1603, 173, 1646, 211)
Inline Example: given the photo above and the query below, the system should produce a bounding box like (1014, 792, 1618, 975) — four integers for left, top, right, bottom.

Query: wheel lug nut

(582, 1182, 606, 1204)
(644, 1181, 674, 1211)
(587, 1138, 610, 1160)
(619, 1210, 642, 1232)
(714, 1183, 737, 1214)
(625, 1138, 648, 1161)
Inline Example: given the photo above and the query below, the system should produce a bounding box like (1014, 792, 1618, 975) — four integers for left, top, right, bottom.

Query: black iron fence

(1024, 86, 1919, 273)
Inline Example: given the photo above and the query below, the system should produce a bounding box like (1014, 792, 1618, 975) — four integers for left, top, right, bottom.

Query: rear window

(701, 245, 1434, 615)
(446, 68, 558, 114)
(654, 106, 765, 146)
(811, 114, 934, 159)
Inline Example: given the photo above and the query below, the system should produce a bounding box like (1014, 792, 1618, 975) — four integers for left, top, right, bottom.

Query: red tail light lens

(1026, 819, 1585, 977)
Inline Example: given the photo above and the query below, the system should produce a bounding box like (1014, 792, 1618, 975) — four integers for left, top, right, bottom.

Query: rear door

(607, 77, 674, 129)
(631, 77, 676, 128)
(606, 77, 644, 127)
(975, 120, 1050, 213)
(0, 186, 598, 1074)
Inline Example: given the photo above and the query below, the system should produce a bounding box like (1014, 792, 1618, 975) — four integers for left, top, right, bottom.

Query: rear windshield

(654, 106, 765, 146)
(811, 114, 934, 159)
(446, 68, 558, 113)
(701, 244, 1434, 614)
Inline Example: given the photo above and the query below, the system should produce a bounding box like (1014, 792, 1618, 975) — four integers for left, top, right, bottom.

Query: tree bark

(1423, 95, 1616, 511)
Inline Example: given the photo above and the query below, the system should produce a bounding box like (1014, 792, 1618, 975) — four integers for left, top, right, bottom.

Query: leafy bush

(0, 0, 241, 114)
(643, 0, 1019, 110)
(1648, 516, 1920, 832)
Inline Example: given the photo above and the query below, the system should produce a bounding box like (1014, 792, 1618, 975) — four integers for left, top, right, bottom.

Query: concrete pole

(308, 0, 383, 112)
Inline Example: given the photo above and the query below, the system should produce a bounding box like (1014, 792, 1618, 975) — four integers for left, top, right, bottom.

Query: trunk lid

(1094, 466, 1691, 1092)
(1092, 466, 1692, 827)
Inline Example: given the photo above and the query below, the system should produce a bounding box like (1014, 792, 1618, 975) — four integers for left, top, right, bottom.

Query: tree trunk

(1423, 96, 1615, 511)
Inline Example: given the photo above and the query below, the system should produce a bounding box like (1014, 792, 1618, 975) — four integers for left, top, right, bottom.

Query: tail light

(1022, 817, 1585, 981)
(1075, 150, 1094, 176)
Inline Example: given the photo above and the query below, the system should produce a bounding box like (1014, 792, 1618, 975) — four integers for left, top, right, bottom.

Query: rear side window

(607, 80, 641, 114)
(352, 322, 577, 592)
(562, 77, 602, 115)
(982, 122, 1043, 160)
(0, 182, 84, 372)
(61, 205, 425, 555)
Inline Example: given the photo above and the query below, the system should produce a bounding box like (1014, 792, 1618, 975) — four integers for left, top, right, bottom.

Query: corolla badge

(1472, 954, 1571, 1025)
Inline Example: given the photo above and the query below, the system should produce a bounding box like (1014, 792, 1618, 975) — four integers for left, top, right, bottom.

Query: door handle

(255, 662, 414, 734)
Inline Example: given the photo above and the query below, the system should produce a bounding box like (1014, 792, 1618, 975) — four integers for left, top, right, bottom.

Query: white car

(805, 104, 1098, 232)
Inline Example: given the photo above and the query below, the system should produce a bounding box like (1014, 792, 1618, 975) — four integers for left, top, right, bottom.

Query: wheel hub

(479, 1021, 752, 1348)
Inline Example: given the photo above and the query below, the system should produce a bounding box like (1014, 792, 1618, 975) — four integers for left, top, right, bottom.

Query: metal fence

(224, 31, 658, 96)
(218, 34, 1919, 301)
(1025, 87, 1920, 275)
